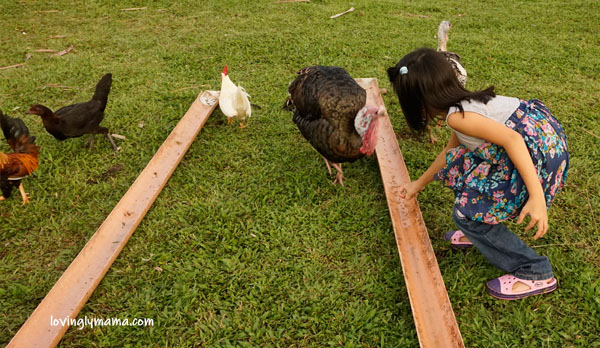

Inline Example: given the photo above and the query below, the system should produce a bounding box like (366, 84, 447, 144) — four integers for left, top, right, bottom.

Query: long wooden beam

(8, 93, 218, 348)
(356, 78, 464, 348)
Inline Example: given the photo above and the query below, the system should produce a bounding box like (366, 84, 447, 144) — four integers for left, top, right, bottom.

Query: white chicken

(424, 20, 468, 143)
(437, 21, 467, 87)
(218, 66, 251, 128)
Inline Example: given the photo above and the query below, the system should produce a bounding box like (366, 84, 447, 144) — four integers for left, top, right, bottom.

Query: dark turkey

(284, 66, 380, 186)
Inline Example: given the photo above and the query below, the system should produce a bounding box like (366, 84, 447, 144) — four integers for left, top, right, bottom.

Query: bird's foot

(19, 184, 30, 205)
(331, 163, 344, 187)
(240, 121, 247, 129)
(21, 195, 31, 206)
(332, 171, 345, 187)
(0, 195, 5, 201)
(106, 133, 121, 152)
(227, 118, 234, 125)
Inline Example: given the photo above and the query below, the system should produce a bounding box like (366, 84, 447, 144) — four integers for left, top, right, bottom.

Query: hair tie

(399, 66, 408, 75)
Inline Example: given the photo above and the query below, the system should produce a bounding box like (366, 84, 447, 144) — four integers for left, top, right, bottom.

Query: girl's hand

(517, 195, 548, 239)
(399, 180, 425, 200)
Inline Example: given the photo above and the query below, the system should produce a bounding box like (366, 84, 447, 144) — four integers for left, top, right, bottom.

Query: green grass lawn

(1, 0, 599, 346)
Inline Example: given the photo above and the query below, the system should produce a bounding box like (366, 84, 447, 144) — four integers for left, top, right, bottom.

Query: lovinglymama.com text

(50, 315, 154, 330)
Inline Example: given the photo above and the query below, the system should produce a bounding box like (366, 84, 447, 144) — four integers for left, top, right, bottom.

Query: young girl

(387, 47, 569, 300)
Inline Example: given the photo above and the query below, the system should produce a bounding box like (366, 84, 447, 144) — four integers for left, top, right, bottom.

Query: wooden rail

(8, 93, 218, 348)
(356, 78, 464, 348)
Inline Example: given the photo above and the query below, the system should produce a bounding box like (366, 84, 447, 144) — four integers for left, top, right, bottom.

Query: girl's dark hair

(387, 47, 495, 132)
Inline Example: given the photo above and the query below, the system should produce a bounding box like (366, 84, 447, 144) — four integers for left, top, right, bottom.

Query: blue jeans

(452, 208, 554, 280)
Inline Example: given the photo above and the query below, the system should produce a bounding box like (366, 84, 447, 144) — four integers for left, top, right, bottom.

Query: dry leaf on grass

(0, 63, 25, 71)
(581, 127, 600, 140)
(171, 85, 209, 93)
(330, 7, 354, 19)
(121, 7, 147, 11)
(401, 12, 429, 19)
(43, 84, 72, 89)
(51, 45, 74, 56)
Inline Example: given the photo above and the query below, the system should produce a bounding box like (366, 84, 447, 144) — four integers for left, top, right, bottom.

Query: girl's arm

(447, 111, 548, 239)
(399, 131, 460, 199)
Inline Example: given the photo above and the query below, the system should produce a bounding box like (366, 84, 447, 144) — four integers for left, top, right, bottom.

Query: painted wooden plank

(8, 92, 218, 348)
(356, 78, 464, 348)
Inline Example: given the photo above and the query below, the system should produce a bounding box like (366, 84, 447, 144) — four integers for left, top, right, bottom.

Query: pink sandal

(444, 230, 474, 248)
(486, 274, 557, 300)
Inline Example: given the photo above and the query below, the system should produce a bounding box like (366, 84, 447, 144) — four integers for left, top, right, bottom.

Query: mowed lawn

(1, 0, 599, 346)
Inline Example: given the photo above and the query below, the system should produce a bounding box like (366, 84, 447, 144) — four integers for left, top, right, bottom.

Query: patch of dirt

(87, 163, 125, 185)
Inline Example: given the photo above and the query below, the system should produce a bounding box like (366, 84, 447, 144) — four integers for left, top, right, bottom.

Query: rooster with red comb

(218, 66, 252, 128)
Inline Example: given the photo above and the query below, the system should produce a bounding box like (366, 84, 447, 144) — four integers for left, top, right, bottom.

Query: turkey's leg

(323, 157, 333, 176)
